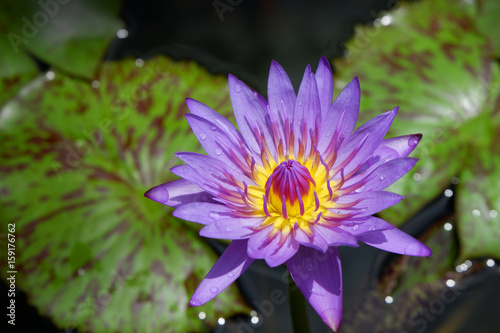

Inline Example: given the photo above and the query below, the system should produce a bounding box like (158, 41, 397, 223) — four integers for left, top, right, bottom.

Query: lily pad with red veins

(0, 56, 248, 332)
(333, 0, 500, 260)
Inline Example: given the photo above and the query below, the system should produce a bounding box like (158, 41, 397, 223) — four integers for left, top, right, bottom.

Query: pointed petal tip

(189, 297, 203, 307)
(352, 76, 359, 83)
(144, 185, 169, 204)
(322, 311, 342, 332)
(405, 241, 432, 257)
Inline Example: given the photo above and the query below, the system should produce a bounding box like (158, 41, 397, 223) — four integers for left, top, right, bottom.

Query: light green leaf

(0, 0, 122, 79)
(333, 0, 500, 260)
(0, 56, 248, 332)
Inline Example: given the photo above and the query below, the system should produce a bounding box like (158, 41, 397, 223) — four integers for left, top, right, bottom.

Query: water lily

(145, 57, 432, 331)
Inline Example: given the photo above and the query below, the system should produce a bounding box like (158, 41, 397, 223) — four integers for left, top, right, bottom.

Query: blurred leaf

(0, 27, 38, 106)
(476, 0, 500, 57)
(0, 0, 122, 79)
(0, 56, 248, 332)
(333, 0, 500, 260)
(456, 154, 500, 260)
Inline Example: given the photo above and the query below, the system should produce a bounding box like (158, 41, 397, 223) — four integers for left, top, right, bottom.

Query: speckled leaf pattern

(333, 0, 500, 259)
(0, 56, 248, 332)
(0, 0, 122, 79)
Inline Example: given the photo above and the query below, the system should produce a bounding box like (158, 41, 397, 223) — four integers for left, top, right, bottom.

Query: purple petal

(350, 157, 418, 192)
(267, 60, 296, 122)
(378, 134, 422, 158)
(358, 227, 432, 257)
(334, 108, 398, 176)
(185, 114, 250, 172)
(352, 134, 421, 178)
(199, 217, 263, 239)
(337, 216, 394, 236)
(246, 227, 272, 259)
(185, 98, 242, 141)
(294, 66, 321, 152)
(286, 246, 343, 332)
(312, 225, 359, 247)
(190, 240, 254, 306)
(247, 226, 300, 267)
(293, 228, 329, 253)
(175, 151, 254, 188)
(228, 74, 275, 157)
(144, 179, 212, 208)
(173, 202, 232, 225)
(314, 56, 333, 119)
(264, 235, 300, 268)
(318, 77, 360, 153)
(332, 191, 404, 216)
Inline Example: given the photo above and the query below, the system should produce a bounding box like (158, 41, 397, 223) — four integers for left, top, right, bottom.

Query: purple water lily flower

(145, 57, 431, 331)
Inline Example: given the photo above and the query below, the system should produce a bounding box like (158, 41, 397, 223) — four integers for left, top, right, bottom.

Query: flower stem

(288, 276, 311, 333)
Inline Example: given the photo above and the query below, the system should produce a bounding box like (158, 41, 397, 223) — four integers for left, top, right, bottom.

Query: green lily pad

(0, 27, 38, 107)
(333, 0, 500, 259)
(0, 0, 122, 79)
(0, 56, 248, 332)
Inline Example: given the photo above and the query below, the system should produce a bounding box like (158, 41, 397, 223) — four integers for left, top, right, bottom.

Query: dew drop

(227, 272, 234, 278)
(379, 174, 386, 181)
(210, 125, 217, 131)
(199, 133, 207, 141)
(297, 100, 302, 107)
(353, 225, 360, 231)
(210, 286, 219, 294)
(408, 136, 419, 148)
(214, 148, 222, 156)
(190, 298, 202, 306)
(326, 130, 331, 137)
(369, 226, 376, 231)
(209, 212, 219, 221)
(234, 84, 242, 93)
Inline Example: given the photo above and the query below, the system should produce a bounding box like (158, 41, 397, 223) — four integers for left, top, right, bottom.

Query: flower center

(264, 160, 316, 218)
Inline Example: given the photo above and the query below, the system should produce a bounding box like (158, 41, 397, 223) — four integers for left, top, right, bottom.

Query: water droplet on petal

(227, 272, 234, 278)
(214, 148, 222, 156)
(353, 225, 360, 231)
(199, 133, 207, 141)
(210, 125, 217, 131)
(369, 226, 376, 231)
(379, 174, 386, 181)
(234, 84, 242, 93)
(297, 100, 302, 107)
(210, 286, 219, 294)
(408, 136, 419, 148)
(209, 212, 219, 220)
(326, 130, 331, 137)
(190, 298, 202, 306)
(404, 242, 423, 256)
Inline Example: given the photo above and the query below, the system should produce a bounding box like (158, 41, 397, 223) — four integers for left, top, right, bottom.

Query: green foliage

(333, 0, 500, 260)
(0, 0, 122, 81)
(0, 56, 248, 332)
